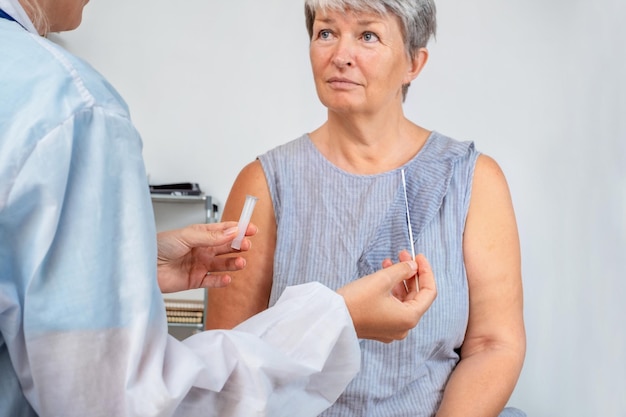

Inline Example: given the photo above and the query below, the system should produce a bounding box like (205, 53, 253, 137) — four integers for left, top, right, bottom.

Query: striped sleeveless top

(259, 131, 514, 416)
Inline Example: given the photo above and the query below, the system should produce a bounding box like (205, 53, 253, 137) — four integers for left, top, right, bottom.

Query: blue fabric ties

(0, 8, 26, 30)
(0, 9, 16, 22)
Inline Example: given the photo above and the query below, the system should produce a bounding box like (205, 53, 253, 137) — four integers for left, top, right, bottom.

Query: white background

(56, 0, 626, 415)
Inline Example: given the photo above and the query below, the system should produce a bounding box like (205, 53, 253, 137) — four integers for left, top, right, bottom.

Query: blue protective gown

(0, 6, 359, 417)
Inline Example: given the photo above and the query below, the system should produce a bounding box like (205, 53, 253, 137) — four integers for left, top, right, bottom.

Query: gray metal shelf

(150, 193, 218, 224)
(151, 193, 217, 339)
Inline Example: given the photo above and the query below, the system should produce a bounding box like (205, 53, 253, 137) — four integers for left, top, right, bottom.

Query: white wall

(57, 1, 626, 415)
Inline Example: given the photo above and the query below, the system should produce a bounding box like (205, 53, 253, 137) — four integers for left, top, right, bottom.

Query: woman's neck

(309, 109, 430, 175)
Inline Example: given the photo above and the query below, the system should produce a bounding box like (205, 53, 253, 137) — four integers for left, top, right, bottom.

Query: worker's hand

(156, 222, 257, 293)
(382, 250, 420, 301)
(336, 252, 437, 343)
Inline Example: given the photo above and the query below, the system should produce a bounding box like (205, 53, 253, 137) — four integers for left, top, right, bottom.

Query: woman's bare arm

(205, 160, 276, 329)
(436, 155, 526, 417)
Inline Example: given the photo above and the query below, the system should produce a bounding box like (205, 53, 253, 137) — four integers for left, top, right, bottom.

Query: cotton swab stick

(401, 169, 416, 259)
(401, 169, 418, 290)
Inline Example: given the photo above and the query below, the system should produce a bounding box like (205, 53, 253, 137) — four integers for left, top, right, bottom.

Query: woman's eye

(318, 29, 333, 40)
(362, 32, 379, 42)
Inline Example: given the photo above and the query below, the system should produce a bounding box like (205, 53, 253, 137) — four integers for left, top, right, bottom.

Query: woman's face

(309, 8, 420, 116)
(39, 0, 89, 32)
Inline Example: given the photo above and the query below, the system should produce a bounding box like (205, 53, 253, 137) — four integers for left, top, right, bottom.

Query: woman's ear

(404, 47, 429, 84)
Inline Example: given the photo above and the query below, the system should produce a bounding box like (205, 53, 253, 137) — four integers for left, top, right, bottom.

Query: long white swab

(401, 169, 416, 259)
(401, 169, 418, 290)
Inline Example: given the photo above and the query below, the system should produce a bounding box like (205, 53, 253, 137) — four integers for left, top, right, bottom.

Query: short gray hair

(305, 0, 436, 57)
(304, 0, 436, 100)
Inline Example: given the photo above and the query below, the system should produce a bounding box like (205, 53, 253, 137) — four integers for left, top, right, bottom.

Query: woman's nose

(333, 56, 352, 68)
(331, 39, 354, 68)
(332, 56, 353, 67)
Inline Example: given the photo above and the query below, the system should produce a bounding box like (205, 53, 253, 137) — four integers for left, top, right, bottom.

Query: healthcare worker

(0, 0, 437, 416)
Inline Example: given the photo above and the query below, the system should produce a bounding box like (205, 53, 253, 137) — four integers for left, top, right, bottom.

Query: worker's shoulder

(0, 26, 135, 169)
(42, 36, 130, 118)
(1, 26, 129, 120)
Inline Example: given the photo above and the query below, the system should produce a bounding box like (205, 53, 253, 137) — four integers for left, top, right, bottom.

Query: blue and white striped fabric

(260, 133, 525, 416)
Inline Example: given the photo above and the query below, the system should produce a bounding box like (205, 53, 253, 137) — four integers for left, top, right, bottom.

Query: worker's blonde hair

(19, 0, 49, 35)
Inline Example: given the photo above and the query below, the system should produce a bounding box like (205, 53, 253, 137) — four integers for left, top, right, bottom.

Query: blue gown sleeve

(0, 103, 360, 417)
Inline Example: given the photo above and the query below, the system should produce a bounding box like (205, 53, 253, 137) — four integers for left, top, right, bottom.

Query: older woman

(207, 0, 526, 416)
